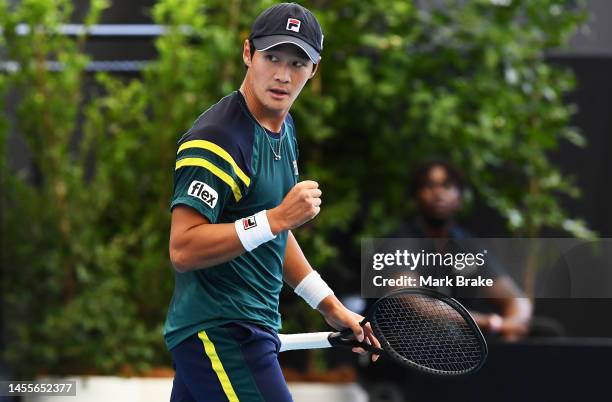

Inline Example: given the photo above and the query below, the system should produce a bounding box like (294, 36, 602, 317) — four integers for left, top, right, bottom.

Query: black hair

(410, 159, 465, 197)
(248, 39, 255, 60)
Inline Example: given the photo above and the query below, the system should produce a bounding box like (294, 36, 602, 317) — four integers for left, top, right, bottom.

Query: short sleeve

(170, 131, 252, 223)
(170, 165, 233, 223)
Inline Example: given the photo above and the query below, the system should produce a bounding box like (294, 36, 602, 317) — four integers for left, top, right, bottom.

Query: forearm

(283, 230, 314, 288)
(171, 204, 286, 272)
(170, 222, 245, 272)
(175, 178, 321, 275)
(282, 231, 377, 354)
(492, 276, 533, 324)
(283, 231, 338, 311)
(502, 297, 532, 324)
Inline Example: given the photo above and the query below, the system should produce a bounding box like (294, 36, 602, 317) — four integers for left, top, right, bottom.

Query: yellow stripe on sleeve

(178, 140, 251, 187)
(175, 157, 242, 202)
(198, 330, 240, 402)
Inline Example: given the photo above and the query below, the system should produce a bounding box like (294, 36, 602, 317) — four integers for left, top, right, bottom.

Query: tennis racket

(278, 288, 488, 376)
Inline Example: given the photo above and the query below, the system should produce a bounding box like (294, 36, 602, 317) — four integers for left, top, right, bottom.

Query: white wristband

(294, 271, 334, 309)
(235, 210, 276, 252)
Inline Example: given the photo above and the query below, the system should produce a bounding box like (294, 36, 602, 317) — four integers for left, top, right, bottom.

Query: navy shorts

(170, 322, 293, 402)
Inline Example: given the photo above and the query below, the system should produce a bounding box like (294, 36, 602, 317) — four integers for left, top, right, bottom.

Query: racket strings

(373, 294, 483, 374)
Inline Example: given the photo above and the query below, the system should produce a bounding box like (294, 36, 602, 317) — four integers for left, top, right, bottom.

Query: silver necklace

(259, 121, 286, 161)
(239, 90, 286, 161)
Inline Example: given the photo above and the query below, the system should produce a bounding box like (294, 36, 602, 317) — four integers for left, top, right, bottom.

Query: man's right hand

(267, 180, 322, 234)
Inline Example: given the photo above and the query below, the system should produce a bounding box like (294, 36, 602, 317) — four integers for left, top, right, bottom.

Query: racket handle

(329, 328, 385, 354)
(328, 328, 360, 347)
(278, 332, 333, 352)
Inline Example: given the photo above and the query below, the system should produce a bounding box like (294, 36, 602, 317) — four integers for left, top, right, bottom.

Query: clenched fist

(267, 180, 322, 234)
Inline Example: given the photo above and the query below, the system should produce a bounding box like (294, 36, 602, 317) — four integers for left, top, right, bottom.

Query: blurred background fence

(1, 0, 611, 379)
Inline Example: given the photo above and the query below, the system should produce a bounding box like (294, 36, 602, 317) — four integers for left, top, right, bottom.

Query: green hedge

(0, 0, 589, 376)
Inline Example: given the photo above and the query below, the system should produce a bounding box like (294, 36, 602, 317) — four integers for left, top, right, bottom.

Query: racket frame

(365, 287, 488, 376)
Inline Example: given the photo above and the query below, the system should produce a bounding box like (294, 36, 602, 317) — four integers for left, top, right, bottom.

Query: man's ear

(243, 39, 252, 68)
(309, 62, 319, 79)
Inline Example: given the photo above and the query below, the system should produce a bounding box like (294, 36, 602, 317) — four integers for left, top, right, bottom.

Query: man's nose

(274, 63, 291, 83)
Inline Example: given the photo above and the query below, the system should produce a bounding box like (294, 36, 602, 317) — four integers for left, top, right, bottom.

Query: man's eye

(294, 61, 307, 68)
(266, 55, 279, 62)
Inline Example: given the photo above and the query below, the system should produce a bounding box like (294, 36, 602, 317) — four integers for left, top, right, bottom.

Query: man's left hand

(319, 300, 380, 362)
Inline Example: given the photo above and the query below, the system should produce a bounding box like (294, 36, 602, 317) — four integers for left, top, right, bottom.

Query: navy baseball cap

(249, 3, 324, 64)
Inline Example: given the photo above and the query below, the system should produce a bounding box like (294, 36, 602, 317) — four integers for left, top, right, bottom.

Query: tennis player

(164, 3, 379, 401)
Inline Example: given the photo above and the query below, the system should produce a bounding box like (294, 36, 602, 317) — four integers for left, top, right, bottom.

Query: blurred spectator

(395, 160, 533, 341)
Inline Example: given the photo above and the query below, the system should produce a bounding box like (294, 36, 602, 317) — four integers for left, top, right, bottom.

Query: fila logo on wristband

(235, 210, 276, 252)
(243, 216, 257, 230)
(188, 180, 218, 208)
(286, 18, 301, 32)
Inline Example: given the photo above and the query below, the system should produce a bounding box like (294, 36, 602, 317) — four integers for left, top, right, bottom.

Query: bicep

(170, 205, 211, 245)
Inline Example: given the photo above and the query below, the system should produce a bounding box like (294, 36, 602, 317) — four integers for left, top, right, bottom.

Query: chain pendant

(256, 118, 285, 161)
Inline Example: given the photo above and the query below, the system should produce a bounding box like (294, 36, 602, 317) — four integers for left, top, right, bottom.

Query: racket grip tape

(328, 328, 384, 354)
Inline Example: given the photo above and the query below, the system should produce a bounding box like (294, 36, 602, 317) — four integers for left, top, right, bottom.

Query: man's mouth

(269, 88, 289, 98)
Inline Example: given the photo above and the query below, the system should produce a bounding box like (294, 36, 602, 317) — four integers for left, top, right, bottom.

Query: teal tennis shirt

(164, 91, 300, 350)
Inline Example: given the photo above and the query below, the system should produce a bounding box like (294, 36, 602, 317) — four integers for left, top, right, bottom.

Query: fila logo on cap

(187, 180, 218, 208)
(286, 18, 301, 32)
(243, 216, 258, 230)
